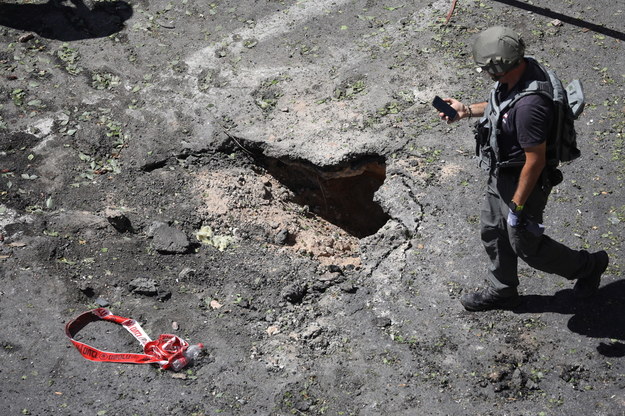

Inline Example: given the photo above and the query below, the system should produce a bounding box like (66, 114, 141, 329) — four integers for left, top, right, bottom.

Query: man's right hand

(438, 100, 487, 123)
(438, 98, 467, 123)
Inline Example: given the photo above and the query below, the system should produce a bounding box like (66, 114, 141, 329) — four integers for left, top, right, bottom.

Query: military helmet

(472, 26, 525, 74)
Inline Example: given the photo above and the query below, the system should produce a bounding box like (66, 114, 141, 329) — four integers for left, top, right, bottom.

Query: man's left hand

(507, 207, 523, 228)
(507, 208, 545, 236)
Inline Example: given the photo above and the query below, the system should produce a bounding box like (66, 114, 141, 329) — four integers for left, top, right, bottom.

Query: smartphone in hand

(432, 96, 458, 120)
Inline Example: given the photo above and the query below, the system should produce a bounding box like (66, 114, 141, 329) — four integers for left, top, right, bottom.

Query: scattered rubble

(0, 1, 623, 415)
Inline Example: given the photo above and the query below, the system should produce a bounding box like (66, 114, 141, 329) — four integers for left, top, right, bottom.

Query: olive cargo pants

(480, 170, 597, 293)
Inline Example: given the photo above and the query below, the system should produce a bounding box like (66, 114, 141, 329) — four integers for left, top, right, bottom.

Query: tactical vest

(475, 57, 571, 172)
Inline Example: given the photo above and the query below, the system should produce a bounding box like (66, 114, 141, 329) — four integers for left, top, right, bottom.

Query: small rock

(209, 300, 223, 309)
(18, 33, 35, 43)
(328, 264, 343, 274)
(146, 221, 168, 237)
(152, 224, 191, 254)
(301, 323, 322, 339)
(493, 383, 508, 393)
(373, 317, 392, 328)
(488, 370, 505, 382)
(311, 280, 331, 292)
(340, 282, 358, 293)
(318, 271, 340, 282)
(172, 322, 179, 331)
(184, 155, 198, 166)
(294, 400, 310, 412)
(274, 229, 289, 245)
(266, 325, 280, 336)
(309, 337, 329, 351)
(281, 282, 307, 304)
(156, 19, 176, 29)
(526, 379, 540, 390)
(511, 368, 525, 389)
(178, 267, 196, 279)
(95, 297, 110, 307)
(261, 183, 273, 200)
(129, 278, 159, 296)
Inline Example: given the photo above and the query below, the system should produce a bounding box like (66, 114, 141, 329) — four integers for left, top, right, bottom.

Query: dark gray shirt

(496, 60, 553, 161)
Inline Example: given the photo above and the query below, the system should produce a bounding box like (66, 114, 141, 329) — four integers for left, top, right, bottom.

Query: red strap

(65, 308, 197, 369)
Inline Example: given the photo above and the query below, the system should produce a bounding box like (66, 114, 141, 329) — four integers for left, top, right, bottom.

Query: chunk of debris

(301, 322, 322, 340)
(146, 221, 167, 237)
(281, 281, 307, 304)
(95, 297, 110, 308)
(550, 19, 563, 27)
(152, 224, 191, 254)
(129, 278, 159, 296)
(318, 271, 341, 282)
(266, 325, 280, 336)
(373, 317, 392, 328)
(328, 264, 344, 275)
(274, 229, 289, 245)
(18, 33, 35, 43)
(261, 181, 273, 200)
(340, 282, 358, 293)
(156, 19, 176, 29)
(312, 270, 342, 292)
(178, 267, 196, 279)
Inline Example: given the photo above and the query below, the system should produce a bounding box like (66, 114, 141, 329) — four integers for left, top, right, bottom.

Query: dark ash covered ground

(1, 1, 624, 415)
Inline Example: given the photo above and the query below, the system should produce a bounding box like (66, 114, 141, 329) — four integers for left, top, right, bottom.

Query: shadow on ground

(0, 0, 132, 41)
(492, 0, 625, 41)
(514, 280, 625, 357)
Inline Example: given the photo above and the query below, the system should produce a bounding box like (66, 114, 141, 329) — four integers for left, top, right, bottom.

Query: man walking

(439, 26, 609, 311)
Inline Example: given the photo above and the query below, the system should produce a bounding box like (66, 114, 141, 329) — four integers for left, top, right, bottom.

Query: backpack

(545, 70, 584, 165)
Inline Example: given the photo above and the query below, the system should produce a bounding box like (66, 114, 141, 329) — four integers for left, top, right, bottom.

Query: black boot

(460, 287, 520, 312)
(574, 250, 609, 298)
